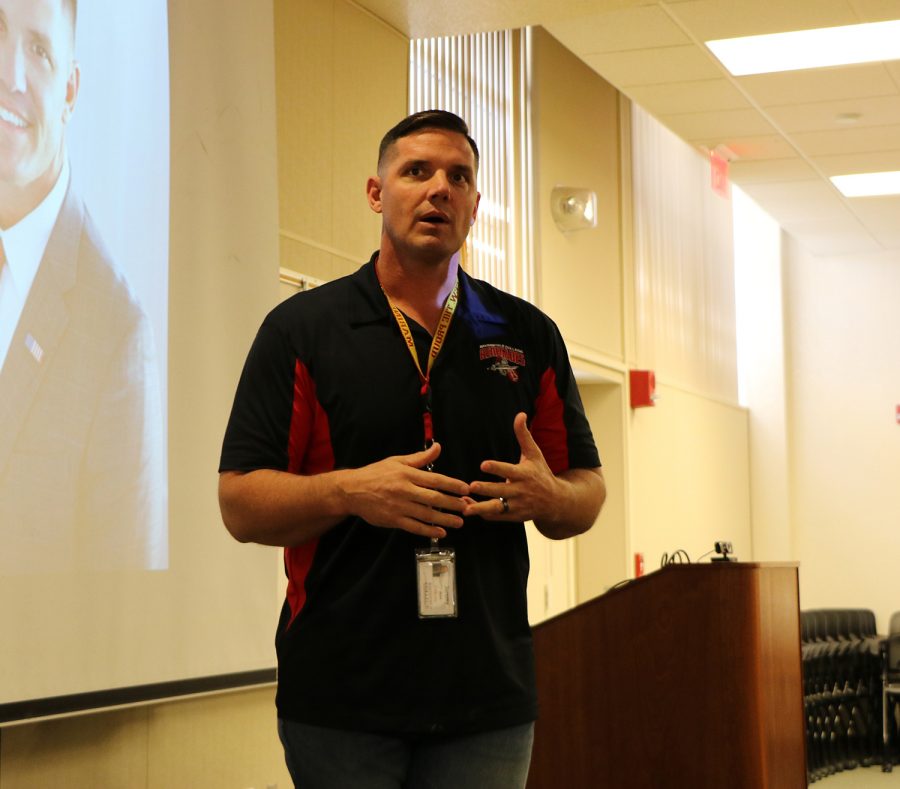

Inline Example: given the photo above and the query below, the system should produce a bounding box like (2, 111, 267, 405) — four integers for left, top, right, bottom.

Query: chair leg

(886, 690, 895, 773)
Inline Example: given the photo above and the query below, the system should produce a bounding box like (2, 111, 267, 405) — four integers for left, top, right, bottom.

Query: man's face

(368, 129, 480, 266)
(0, 0, 78, 192)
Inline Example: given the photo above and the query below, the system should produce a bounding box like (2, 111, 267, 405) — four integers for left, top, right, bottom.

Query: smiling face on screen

(0, 0, 79, 226)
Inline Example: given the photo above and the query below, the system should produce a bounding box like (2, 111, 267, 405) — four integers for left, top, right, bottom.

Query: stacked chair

(801, 608, 884, 782)
(883, 611, 900, 772)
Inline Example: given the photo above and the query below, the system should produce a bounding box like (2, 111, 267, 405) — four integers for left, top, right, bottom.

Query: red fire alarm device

(629, 369, 656, 408)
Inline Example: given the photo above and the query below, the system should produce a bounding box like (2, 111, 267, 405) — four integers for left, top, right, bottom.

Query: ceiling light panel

(831, 171, 900, 197)
(707, 20, 900, 76)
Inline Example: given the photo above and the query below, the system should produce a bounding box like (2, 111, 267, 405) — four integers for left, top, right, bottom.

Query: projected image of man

(0, 0, 166, 571)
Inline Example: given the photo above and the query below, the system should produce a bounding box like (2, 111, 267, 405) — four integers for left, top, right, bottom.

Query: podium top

(537, 561, 800, 629)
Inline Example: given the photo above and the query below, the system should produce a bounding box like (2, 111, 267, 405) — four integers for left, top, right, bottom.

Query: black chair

(883, 611, 900, 772)
(801, 607, 886, 782)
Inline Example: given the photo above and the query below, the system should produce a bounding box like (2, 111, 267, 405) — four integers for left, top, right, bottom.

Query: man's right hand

(338, 442, 469, 540)
(219, 442, 469, 547)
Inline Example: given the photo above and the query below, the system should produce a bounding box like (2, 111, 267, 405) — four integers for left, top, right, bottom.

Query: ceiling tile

(738, 64, 899, 106)
(661, 107, 776, 139)
(665, 0, 859, 41)
(790, 124, 900, 156)
(765, 95, 900, 134)
(845, 195, 900, 225)
(688, 133, 798, 160)
(813, 149, 900, 174)
(781, 221, 884, 256)
(347, 1, 542, 38)
(729, 158, 820, 183)
(885, 61, 900, 86)
(584, 45, 721, 86)
(738, 179, 851, 222)
(545, 6, 689, 54)
(356, 1, 695, 40)
(847, 0, 900, 22)
(625, 79, 751, 114)
(869, 229, 900, 247)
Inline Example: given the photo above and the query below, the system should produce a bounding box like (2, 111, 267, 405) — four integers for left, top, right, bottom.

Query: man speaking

(220, 109, 606, 788)
(0, 0, 166, 572)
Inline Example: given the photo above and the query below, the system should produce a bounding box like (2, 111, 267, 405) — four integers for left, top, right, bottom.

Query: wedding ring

(499, 496, 509, 514)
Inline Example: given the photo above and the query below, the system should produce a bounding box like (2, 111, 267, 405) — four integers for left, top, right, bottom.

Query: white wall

(784, 236, 900, 630)
(733, 188, 793, 561)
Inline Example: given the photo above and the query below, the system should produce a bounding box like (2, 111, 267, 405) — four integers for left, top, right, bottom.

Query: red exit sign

(710, 150, 730, 198)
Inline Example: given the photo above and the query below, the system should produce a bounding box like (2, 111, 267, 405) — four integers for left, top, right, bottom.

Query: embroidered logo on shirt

(480, 344, 525, 382)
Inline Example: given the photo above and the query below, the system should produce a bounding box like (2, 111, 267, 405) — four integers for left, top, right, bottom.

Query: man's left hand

(462, 412, 561, 523)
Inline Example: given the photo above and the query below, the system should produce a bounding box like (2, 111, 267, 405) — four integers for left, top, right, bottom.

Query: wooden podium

(527, 562, 806, 789)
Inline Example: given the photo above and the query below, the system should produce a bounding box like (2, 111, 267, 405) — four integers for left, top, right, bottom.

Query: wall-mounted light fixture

(550, 186, 597, 232)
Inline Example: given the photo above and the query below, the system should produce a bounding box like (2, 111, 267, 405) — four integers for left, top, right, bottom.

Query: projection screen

(1, 0, 282, 723)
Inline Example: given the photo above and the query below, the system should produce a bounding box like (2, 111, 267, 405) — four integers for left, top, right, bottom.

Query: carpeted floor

(811, 765, 900, 786)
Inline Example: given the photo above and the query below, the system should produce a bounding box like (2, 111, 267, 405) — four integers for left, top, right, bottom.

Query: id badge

(415, 547, 457, 619)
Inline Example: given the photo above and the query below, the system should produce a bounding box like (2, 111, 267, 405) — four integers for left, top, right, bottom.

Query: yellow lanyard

(383, 279, 459, 448)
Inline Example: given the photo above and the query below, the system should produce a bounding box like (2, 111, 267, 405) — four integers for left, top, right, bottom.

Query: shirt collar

(456, 265, 507, 325)
(348, 251, 391, 326)
(349, 250, 508, 327)
(1, 158, 71, 297)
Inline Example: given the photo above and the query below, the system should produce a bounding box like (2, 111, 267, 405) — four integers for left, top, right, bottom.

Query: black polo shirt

(220, 253, 600, 735)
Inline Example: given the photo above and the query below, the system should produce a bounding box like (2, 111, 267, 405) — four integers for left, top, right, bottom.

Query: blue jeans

(277, 718, 535, 789)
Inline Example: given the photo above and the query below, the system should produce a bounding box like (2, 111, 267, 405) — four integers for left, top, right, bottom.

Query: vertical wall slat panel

(631, 104, 737, 400)
(408, 29, 531, 297)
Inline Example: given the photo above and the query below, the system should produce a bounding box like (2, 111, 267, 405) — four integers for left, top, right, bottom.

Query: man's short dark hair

(377, 110, 480, 172)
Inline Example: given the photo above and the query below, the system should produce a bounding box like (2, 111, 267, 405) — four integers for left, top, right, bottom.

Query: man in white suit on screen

(0, 0, 166, 572)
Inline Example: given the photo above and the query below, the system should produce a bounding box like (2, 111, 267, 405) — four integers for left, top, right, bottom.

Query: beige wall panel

(279, 235, 355, 282)
(275, 0, 335, 246)
(628, 383, 751, 571)
(526, 523, 576, 625)
(147, 688, 289, 789)
(784, 240, 900, 630)
(575, 378, 629, 601)
(332, 2, 407, 264)
(276, 0, 407, 276)
(631, 103, 737, 402)
(1, 709, 148, 789)
(280, 277, 300, 303)
(530, 28, 623, 361)
(1, 689, 286, 789)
